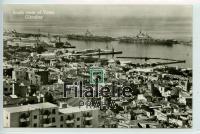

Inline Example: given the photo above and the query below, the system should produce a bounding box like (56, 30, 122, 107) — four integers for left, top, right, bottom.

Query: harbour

(3, 5, 193, 129)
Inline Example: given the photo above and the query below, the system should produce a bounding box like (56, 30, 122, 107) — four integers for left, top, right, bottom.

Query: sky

(4, 5, 192, 22)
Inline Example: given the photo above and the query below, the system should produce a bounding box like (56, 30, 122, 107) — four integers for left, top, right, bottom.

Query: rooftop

(59, 106, 99, 114)
(31, 102, 58, 109)
(4, 102, 57, 113)
(4, 105, 36, 113)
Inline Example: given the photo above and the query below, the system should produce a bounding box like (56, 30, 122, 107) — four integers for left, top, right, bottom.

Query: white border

(1, 0, 200, 4)
(193, 4, 200, 132)
(1, 1, 200, 134)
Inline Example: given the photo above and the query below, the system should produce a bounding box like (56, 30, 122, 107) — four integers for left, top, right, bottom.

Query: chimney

(59, 102, 68, 108)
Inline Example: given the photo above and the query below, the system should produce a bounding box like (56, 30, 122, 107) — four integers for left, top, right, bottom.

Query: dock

(117, 56, 185, 66)
(156, 60, 186, 65)
(74, 49, 122, 57)
(117, 56, 179, 61)
(85, 51, 122, 56)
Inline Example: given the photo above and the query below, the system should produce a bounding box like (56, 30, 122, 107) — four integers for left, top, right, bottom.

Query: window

(60, 116, 63, 121)
(34, 123, 37, 127)
(52, 109, 56, 114)
(34, 115, 37, 119)
(52, 117, 56, 123)
(77, 118, 80, 121)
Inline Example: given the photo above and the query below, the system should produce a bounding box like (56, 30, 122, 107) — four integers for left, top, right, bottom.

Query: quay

(117, 56, 179, 61)
(85, 51, 122, 56)
(74, 49, 122, 56)
(156, 60, 186, 65)
(117, 56, 185, 66)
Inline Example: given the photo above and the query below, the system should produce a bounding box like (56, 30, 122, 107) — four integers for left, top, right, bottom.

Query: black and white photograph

(3, 5, 192, 128)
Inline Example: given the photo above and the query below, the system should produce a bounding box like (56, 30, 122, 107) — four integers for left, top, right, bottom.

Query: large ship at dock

(67, 30, 115, 42)
(119, 31, 178, 45)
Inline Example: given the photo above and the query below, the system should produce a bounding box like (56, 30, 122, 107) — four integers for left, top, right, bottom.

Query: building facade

(3, 102, 59, 128)
(3, 102, 99, 128)
(59, 106, 99, 128)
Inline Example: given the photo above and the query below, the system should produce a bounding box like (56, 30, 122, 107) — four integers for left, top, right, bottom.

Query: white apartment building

(4, 102, 99, 128)
(59, 106, 99, 128)
(3, 102, 59, 128)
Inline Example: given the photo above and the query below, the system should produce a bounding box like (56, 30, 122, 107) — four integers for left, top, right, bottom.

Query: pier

(117, 56, 179, 61)
(85, 51, 122, 56)
(74, 49, 122, 57)
(117, 56, 185, 66)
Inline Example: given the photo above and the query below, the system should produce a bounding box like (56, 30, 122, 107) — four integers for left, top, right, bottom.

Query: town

(3, 30, 192, 128)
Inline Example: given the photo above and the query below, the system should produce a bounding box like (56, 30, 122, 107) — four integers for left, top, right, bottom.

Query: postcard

(3, 5, 192, 128)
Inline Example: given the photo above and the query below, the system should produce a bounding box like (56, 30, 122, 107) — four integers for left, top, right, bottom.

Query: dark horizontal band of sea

(69, 40, 192, 68)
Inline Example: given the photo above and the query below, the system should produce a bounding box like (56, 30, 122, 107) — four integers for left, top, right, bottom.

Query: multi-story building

(59, 106, 99, 128)
(3, 102, 59, 128)
(4, 102, 99, 128)
(12, 68, 28, 83)
(27, 70, 41, 85)
(35, 70, 49, 85)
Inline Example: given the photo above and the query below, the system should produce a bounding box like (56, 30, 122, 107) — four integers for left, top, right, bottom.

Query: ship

(55, 36, 76, 48)
(119, 31, 178, 46)
(67, 30, 115, 42)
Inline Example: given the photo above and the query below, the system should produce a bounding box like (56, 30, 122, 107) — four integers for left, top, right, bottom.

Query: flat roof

(4, 105, 36, 113)
(4, 102, 57, 113)
(59, 106, 98, 114)
(31, 102, 58, 109)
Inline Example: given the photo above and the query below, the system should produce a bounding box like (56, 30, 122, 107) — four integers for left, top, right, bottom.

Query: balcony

(19, 113, 30, 123)
(65, 114, 75, 124)
(20, 118, 30, 122)
(65, 120, 74, 124)
(43, 115, 48, 119)
(83, 120, 92, 128)
(85, 117, 93, 120)
(85, 124, 93, 128)
(43, 123, 53, 127)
